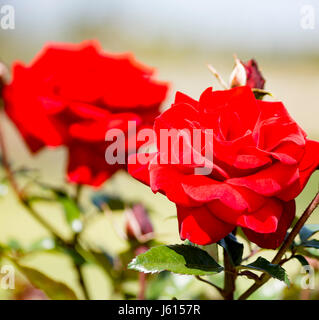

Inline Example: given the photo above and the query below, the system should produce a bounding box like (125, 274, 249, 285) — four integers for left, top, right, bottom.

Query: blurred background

(0, 0, 318, 299)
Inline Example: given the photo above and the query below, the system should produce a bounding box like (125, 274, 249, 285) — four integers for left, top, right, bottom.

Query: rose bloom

(129, 86, 319, 248)
(3, 41, 168, 186)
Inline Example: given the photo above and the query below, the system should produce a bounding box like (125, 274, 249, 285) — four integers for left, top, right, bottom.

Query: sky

(2, 0, 319, 54)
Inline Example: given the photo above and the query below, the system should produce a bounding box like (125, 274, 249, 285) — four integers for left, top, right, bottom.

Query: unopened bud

(229, 57, 247, 88)
(125, 204, 154, 243)
(229, 57, 265, 89)
(243, 59, 265, 89)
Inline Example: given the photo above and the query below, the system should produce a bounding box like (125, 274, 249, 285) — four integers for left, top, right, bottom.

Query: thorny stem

(223, 248, 237, 300)
(239, 191, 319, 300)
(0, 110, 90, 300)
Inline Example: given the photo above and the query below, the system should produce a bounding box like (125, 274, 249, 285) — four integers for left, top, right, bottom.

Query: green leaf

(252, 89, 272, 100)
(218, 233, 243, 266)
(293, 255, 309, 267)
(301, 239, 319, 249)
(60, 246, 86, 267)
(15, 263, 77, 300)
(39, 186, 82, 228)
(91, 193, 126, 211)
(299, 225, 319, 243)
(57, 195, 81, 226)
(128, 244, 223, 276)
(243, 257, 290, 286)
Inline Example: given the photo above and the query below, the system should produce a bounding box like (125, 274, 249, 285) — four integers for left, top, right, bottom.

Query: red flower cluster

(129, 86, 319, 248)
(3, 41, 168, 186)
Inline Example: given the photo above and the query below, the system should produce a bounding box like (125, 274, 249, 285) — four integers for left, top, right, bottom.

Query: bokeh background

(0, 0, 318, 299)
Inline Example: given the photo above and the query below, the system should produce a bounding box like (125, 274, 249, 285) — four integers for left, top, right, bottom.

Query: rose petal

(243, 200, 295, 249)
(177, 205, 235, 245)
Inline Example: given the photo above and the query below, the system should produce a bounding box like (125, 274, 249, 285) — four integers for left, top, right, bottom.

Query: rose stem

(72, 184, 90, 300)
(138, 272, 146, 300)
(238, 191, 319, 300)
(223, 248, 237, 300)
(0, 110, 90, 300)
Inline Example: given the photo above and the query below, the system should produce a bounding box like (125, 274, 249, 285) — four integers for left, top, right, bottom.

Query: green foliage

(242, 257, 290, 285)
(252, 88, 272, 100)
(91, 193, 126, 211)
(294, 225, 319, 257)
(15, 262, 78, 300)
(55, 192, 81, 227)
(218, 233, 243, 266)
(128, 244, 223, 276)
(299, 224, 319, 243)
(301, 239, 319, 249)
(293, 255, 309, 267)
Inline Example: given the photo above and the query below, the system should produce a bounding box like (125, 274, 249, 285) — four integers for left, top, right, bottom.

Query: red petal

(199, 86, 260, 132)
(236, 198, 283, 233)
(127, 152, 157, 186)
(243, 200, 295, 249)
(278, 140, 319, 201)
(182, 175, 249, 210)
(177, 205, 235, 245)
(67, 142, 117, 187)
(149, 161, 199, 207)
(227, 162, 299, 196)
(174, 91, 199, 108)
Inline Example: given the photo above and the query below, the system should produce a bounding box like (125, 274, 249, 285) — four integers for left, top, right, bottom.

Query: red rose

(128, 86, 319, 248)
(3, 41, 168, 186)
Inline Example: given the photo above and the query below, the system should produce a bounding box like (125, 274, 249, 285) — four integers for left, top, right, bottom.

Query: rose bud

(230, 57, 265, 89)
(125, 204, 154, 243)
(244, 59, 265, 89)
(229, 57, 247, 88)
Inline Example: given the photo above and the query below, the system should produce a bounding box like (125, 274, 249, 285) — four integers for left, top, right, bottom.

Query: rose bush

(129, 86, 319, 248)
(3, 41, 168, 186)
